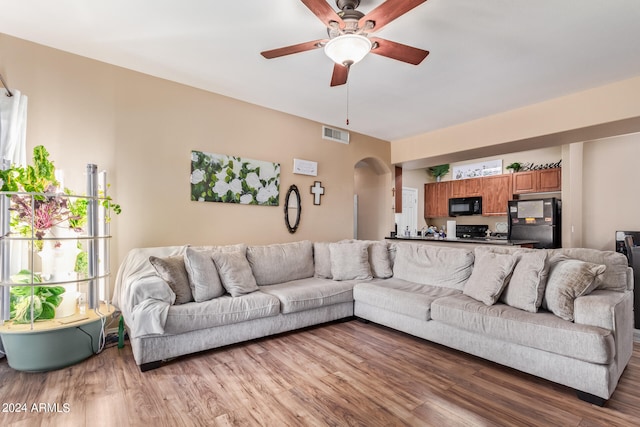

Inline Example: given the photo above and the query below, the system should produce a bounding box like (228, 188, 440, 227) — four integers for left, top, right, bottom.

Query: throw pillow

(543, 255, 606, 321)
(149, 255, 193, 304)
(329, 242, 372, 281)
(313, 242, 333, 279)
(463, 250, 517, 306)
(367, 241, 393, 279)
(211, 250, 259, 297)
(183, 247, 225, 302)
(500, 250, 549, 312)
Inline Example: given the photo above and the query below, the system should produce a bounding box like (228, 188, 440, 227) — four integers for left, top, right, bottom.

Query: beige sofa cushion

(247, 240, 314, 286)
(548, 248, 628, 292)
(354, 278, 461, 321)
(393, 243, 475, 290)
(183, 247, 224, 302)
(313, 242, 333, 279)
(543, 255, 606, 321)
(463, 249, 516, 305)
(212, 251, 259, 297)
(260, 277, 355, 314)
(500, 250, 550, 312)
(164, 292, 280, 335)
(431, 294, 615, 364)
(329, 242, 372, 281)
(149, 255, 193, 304)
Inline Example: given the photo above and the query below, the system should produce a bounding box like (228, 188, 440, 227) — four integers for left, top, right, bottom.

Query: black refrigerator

(507, 198, 561, 249)
(615, 231, 640, 329)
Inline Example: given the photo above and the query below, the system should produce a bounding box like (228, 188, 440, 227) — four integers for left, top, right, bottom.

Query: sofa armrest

(574, 289, 631, 331)
(129, 276, 176, 308)
(121, 276, 176, 338)
(574, 289, 634, 386)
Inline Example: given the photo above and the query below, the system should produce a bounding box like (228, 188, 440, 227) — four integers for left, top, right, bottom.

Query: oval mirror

(284, 185, 301, 233)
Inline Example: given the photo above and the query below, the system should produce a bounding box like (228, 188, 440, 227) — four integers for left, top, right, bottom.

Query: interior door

(399, 187, 418, 236)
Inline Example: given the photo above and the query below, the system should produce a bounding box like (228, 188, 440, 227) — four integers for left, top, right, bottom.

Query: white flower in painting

(256, 183, 278, 204)
(190, 169, 205, 184)
(216, 170, 227, 183)
(212, 180, 230, 197)
(244, 172, 262, 190)
(228, 178, 242, 195)
(191, 152, 199, 162)
(258, 162, 277, 181)
(198, 197, 204, 202)
(240, 194, 253, 204)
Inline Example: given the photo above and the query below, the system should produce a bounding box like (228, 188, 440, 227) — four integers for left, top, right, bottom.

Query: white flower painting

(190, 150, 280, 206)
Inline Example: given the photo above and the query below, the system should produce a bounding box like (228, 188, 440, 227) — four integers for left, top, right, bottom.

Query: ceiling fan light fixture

(324, 34, 372, 66)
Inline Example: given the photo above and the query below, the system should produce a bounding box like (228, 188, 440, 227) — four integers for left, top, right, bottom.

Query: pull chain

(346, 80, 350, 126)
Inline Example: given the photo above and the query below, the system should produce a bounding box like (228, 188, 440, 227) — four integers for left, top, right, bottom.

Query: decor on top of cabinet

(190, 150, 280, 206)
(506, 162, 522, 173)
(427, 164, 450, 182)
(452, 159, 502, 180)
(517, 160, 562, 171)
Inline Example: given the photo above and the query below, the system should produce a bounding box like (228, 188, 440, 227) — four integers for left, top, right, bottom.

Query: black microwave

(449, 197, 482, 216)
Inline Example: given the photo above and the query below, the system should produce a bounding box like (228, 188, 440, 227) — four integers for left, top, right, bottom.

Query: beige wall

(582, 133, 640, 251)
(392, 76, 640, 169)
(354, 162, 392, 240)
(0, 34, 391, 280)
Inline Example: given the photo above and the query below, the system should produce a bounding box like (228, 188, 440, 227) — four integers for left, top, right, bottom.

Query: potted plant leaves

(428, 164, 450, 182)
(506, 162, 522, 173)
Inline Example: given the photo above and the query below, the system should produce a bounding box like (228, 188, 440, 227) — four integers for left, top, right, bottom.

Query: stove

(456, 224, 488, 239)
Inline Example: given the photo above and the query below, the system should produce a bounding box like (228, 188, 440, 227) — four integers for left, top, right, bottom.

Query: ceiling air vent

(322, 125, 350, 144)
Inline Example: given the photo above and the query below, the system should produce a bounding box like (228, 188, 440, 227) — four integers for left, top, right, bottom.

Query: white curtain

(0, 89, 28, 358)
(0, 89, 28, 166)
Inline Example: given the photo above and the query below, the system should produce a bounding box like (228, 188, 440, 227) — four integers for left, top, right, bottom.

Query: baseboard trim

(634, 329, 640, 343)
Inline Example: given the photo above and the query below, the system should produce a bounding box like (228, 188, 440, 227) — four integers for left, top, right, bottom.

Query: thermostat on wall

(293, 158, 318, 176)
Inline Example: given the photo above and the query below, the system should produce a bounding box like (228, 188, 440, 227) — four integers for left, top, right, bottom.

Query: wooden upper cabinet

(451, 178, 482, 198)
(424, 181, 451, 218)
(512, 171, 536, 194)
(482, 175, 512, 216)
(538, 168, 562, 192)
(394, 166, 403, 213)
(512, 168, 561, 194)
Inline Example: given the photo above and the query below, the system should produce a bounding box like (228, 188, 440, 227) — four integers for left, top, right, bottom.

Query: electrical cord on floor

(76, 325, 97, 355)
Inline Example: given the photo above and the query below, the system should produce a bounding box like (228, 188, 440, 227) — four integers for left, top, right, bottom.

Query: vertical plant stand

(0, 164, 113, 371)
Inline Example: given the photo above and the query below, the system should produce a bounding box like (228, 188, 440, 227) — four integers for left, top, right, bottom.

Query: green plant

(9, 270, 65, 323)
(428, 164, 450, 179)
(506, 162, 522, 172)
(1, 145, 121, 241)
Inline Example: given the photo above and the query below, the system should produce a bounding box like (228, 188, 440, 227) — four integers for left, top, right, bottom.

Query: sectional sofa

(113, 240, 634, 406)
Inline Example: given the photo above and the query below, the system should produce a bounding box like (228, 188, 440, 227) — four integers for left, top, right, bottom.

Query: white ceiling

(1, 0, 640, 142)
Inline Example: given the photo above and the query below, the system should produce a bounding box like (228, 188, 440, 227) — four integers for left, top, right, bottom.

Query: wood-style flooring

(1, 319, 639, 426)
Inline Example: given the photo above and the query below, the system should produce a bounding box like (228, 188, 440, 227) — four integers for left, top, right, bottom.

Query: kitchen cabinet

(451, 178, 482, 198)
(538, 168, 562, 192)
(482, 175, 512, 216)
(424, 181, 451, 218)
(512, 168, 561, 194)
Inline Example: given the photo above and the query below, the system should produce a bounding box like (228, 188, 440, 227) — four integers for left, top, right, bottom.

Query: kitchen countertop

(386, 236, 540, 247)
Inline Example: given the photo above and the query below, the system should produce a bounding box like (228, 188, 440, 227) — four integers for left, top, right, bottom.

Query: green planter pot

(0, 307, 112, 372)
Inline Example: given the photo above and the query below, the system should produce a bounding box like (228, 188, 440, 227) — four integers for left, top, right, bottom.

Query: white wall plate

(293, 158, 318, 176)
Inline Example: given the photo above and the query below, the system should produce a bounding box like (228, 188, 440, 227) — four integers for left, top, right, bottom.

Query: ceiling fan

(261, 0, 430, 87)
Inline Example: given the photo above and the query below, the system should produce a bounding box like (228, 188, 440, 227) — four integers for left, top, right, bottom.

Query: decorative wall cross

(310, 181, 325, 205)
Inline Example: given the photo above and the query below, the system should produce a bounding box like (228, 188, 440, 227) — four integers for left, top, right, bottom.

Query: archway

(353, 157, 392, 240)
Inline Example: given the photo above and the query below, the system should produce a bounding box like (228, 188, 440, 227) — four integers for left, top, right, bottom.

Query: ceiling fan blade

(261, 39, 326, 59)
(359, 0, 427, 32)
(370, 37, 429, 65)
(301, 0, 345, 29)
(330, 63, 349, 87)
